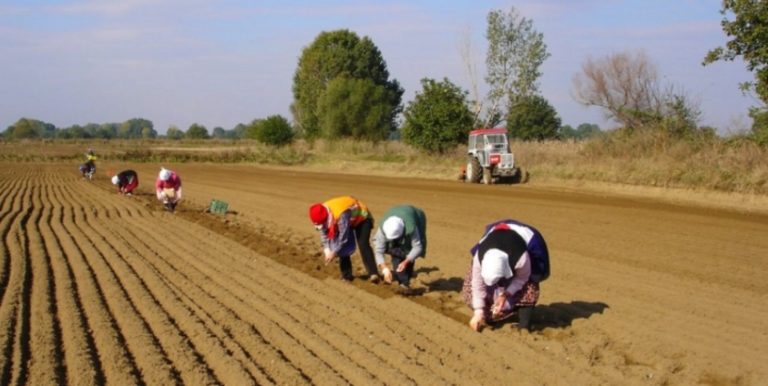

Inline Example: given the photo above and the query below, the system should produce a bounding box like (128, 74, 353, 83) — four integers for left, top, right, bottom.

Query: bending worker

(155, 167, 182, 211)
(308, 196, 379, 282)
(463, 219, 550, 332)
(373, 204, 427, 294)
(111, 169, 139, 196)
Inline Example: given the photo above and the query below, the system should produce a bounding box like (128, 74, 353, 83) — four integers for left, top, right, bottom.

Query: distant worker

(462, 219, 550, 332)
(308, 196, 379, 282)
(79, 148, 97, 179)
(111, 170, 139, 196)
(155, 167, 182, 211)
(373, 205, 427, 294)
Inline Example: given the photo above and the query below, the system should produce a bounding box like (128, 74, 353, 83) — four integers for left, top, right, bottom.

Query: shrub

(253, 115, 295, 146)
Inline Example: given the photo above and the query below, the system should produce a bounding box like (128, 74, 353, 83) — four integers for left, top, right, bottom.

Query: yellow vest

(324, 196, 369, 227)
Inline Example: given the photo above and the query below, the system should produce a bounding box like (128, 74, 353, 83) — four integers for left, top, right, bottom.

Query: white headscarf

(481, 248, 513, 286)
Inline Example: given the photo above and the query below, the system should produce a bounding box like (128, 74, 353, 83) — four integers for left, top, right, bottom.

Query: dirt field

(1, 162, 766, 385)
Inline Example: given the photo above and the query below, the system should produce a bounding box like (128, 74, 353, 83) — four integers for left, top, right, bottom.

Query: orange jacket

(324, 196, 370, 228)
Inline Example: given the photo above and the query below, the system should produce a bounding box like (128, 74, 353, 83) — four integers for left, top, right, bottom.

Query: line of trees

(12, 2, 766, 152)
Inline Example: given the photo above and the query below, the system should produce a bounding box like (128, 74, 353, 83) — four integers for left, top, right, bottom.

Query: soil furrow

(116, 215, 322, 384)
(160, 224, 431, 385)
(26, 180, 65, 385)
(46, 183, 103, 385)
(58, 180, 184, 386)
(0, 176, 32, 385)
(121, 215, 349, 384)
(138, 218, 394, 385)
(92, 210, 279, 385)
(54, 198, 143, 385)
(79, 204, 254, 386)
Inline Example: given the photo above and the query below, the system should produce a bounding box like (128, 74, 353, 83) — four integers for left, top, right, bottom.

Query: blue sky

(0, 0, 756, 135)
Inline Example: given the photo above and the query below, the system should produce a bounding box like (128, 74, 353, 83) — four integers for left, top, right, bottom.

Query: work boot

(395, 283, 412, 296)
(369, 274, 380, 284)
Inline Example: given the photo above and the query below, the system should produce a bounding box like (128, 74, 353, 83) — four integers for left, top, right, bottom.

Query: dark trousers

(354, 217, 377, 276)
(338, 217, 378, 278)
(391, 255, 415, 286)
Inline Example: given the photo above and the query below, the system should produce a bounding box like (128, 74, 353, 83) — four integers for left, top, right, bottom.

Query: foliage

(292, 29, 403, 140)
(316, 77, 398, 141)
(212, 127, 226, 139)
(251, 115, 295, 146)
(185, 123, 209, 139)
(484, 7, 549, 126)
(704, 0, 768, 105)
(559, 123, 602, 140)
(166, 125, 185, 140)
(119, 118, 156, 139)
(749, 107, 768, 146)
(506, 95, 561, 140)
(3, 118, 56, 139)
(573, 50, 701, 135)
(401, 78, 474, 153)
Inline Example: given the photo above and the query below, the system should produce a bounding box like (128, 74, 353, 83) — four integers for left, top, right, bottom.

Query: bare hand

(323, 248, 335, 265)
(491, 291, 508, 319)
(381, 267, 393, 284)
(469, 313, 485, 332)
(396, 259, 410, 273)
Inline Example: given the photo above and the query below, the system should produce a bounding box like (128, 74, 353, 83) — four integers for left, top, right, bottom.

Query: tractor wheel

(482, 167, 493, 184)
(465, 157, 481, 183)
(509, 167, 529, 184)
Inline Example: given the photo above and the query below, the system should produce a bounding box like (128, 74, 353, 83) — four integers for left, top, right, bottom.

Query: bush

(253, 115, 295, 146)
(401, 78, 474, 153)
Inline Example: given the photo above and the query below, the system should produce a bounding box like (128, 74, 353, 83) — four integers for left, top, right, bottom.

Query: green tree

(166, 125, 184, 140)
(252, 115, 295, 146)
(749, 107, 768, 146)
(230, 123, 248, 139)
(292, 29, 403, 139)
(4, 118, 56, 139)
(119, 118, 154, 139)
(506, 95, 561, 140)
(211, 126, 226, 139)
(185, 123, 209, 139)
(402, 78, 475, 153)
(141, 126, 157, 139)
(560, 123, 602, 140)
(485, 7, 550, 125)
(704, 0, 768, 104)
(316, 77, 398, 141)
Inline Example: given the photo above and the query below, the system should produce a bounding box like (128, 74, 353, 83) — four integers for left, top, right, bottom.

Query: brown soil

(1, 162, 766, 385)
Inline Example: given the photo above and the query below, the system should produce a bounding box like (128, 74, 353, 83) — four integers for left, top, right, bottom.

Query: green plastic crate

(209, 199, 229, 215)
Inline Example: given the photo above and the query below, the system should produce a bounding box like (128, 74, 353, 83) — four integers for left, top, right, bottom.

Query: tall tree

(316, 77, 397, 141)
(402, 78, 474, 153)
(704, 0, 768, 105)
(485, 7, 550, 126)
(292, 29, 403, 139)
(573, 50, 700, 133)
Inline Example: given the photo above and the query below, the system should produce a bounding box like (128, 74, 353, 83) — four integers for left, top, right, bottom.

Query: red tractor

(461, 128, 525, 184)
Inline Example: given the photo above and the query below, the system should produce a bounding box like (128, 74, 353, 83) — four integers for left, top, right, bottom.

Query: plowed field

(1, 162, 767, 385)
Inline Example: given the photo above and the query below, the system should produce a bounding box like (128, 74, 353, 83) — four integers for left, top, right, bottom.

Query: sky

(0, 0, 757, 135)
